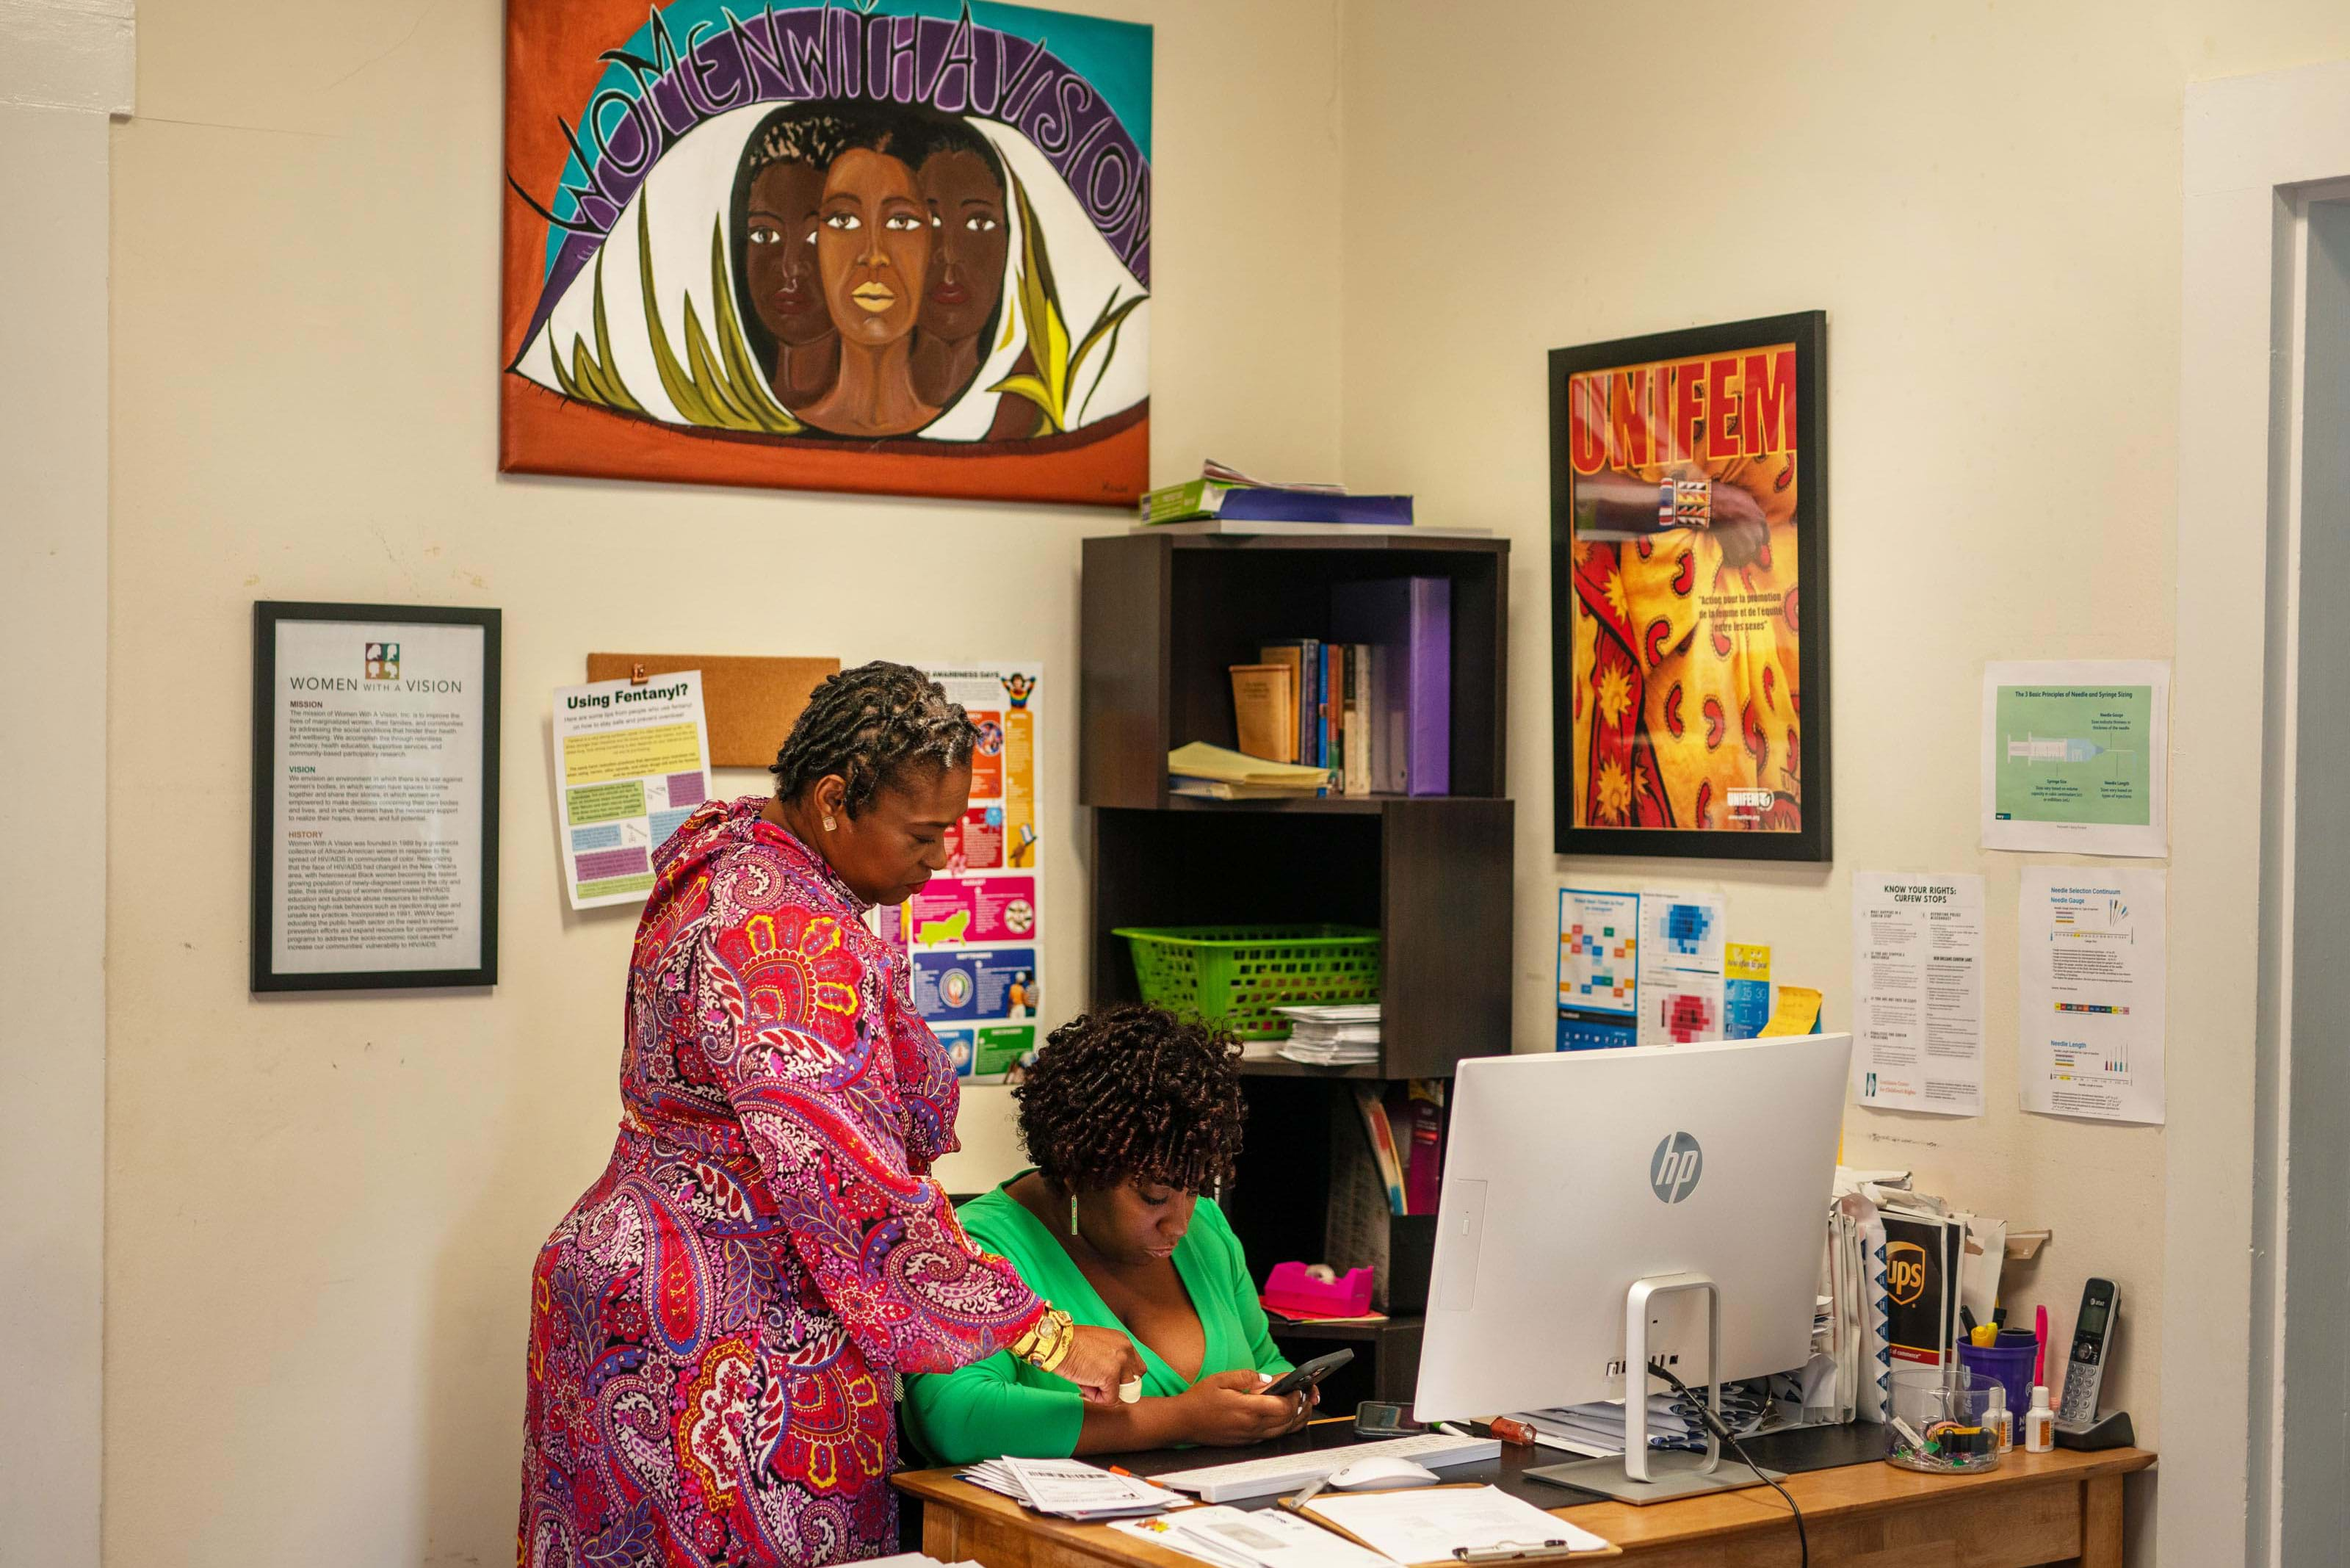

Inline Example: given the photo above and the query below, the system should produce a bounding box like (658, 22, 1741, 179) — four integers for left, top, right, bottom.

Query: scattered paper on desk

(1302, 1485, 1609, 1561)
(970, 1455, 1187, 1520)
(1850, 872, 1985, 1116)
(2018, 865, 2166, 1124)
(1116, 1505, 1403, 1568)
(550, 672, 712, 909)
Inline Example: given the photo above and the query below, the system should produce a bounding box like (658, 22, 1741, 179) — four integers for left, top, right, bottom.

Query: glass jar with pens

(1883, 1366, 2004, 1474)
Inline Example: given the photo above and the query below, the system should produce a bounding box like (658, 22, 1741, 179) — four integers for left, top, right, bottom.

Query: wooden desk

(896, 1445, 2155, 1568)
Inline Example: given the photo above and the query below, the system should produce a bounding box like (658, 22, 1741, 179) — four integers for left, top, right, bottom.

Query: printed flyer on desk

(883, 662, 1044, 1083)
(549, 672, 712, 909)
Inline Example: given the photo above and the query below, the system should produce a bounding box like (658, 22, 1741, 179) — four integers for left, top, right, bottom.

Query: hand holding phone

(1262, 1348, 1353, 1398)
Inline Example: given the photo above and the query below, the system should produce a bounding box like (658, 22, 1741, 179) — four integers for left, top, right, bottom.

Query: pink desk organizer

(1261, 1262, 1374, 1319)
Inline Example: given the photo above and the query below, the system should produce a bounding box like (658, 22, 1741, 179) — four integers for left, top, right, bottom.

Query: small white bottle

(1987, 1384, 2013, 1453)
(2025, 1384, 2055, 1453)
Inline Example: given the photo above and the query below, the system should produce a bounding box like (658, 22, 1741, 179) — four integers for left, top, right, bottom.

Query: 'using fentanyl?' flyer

(550, 672, 713, 909)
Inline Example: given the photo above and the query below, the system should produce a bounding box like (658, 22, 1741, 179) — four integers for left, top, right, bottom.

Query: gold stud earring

(822, 816, 836, 831)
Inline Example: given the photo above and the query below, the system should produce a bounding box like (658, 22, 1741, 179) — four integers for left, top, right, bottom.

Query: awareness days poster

(881, 662, 1043, 1081)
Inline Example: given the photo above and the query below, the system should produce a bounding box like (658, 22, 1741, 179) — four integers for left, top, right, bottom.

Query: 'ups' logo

(1887, 1241, 1929, 1307)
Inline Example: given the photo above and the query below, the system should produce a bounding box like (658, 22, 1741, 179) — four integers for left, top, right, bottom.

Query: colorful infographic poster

(1557, 887, 1640, 1050)
(1638, 890, 1728, 1046)
(1981, 660, 2169, 857)
(1723, 943, 1774, 1038)
(897, 663, 1044, 1081)
(550, 671, 712, 908)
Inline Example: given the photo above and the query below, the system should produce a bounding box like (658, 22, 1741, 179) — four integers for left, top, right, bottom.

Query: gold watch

(1012, 1306, 1076, 1374)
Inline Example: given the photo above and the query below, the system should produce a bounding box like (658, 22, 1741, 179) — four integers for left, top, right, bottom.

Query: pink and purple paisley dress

(519, 798, 1044, 1566)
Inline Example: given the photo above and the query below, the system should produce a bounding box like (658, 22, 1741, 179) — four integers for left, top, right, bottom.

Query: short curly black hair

(770, 661, 979, 817)
(1013, 1004, 1247, 1196)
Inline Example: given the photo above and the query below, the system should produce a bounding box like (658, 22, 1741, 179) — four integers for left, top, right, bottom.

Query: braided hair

(769, 661, 979, 817)
(1013, 1004, 1247, 1196)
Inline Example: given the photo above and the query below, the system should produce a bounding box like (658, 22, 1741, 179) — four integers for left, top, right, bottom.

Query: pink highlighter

(2035, 1304, 2049, 1388)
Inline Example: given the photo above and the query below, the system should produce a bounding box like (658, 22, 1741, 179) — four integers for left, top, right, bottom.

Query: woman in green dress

(904, 1005, 1315, 1463)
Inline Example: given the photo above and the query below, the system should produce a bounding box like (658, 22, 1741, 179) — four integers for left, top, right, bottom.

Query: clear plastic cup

(1884, 1365, 2004, 1473)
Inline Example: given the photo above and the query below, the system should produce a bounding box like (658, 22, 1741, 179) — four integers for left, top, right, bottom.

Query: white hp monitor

(1413, 1033, 1851, 1503)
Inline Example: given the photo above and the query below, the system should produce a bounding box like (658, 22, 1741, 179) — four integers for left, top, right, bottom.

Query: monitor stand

(1524, 1271, 1786, 1506)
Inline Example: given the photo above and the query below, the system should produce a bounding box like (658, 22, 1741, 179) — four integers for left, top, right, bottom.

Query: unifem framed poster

(1550, 311, 1829, 861)
(499, 0, 1152, 507)
(251, 603, 502, 991)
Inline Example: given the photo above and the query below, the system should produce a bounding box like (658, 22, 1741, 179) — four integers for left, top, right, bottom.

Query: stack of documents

(958, 1456, 1186, 1520)
(1274, 1002, 1381, 1065)
(1513, 1384, 1771, 1457)
(1168, 742, 1331, 801)
(1298, 1485, 1611, 1561)
(1112, 1505, 1398, 1568)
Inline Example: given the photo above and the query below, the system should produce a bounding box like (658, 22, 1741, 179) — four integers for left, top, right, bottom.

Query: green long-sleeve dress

(902, 1176, 1293, 1464)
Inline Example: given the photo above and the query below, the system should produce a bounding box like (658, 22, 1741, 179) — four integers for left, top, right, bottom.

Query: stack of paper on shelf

(957, 1456, 1187, 1520)
(1274, 1002, 1381, 1065)
(1168, 742, 1331, 800)
(1139, 458, 1416, 530)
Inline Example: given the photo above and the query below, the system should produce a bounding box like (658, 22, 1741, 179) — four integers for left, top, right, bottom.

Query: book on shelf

(1139, 459, 1413, 527)
(1331, 576, 1452, 796)
(1227, 663, 1295, 764)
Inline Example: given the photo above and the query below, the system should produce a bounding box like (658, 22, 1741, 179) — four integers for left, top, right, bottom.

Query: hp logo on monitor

(1649, 1132, 1704, 1203)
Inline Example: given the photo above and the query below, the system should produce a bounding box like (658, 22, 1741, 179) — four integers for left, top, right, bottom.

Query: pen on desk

(1454, 1540, 1570, 1564)
(1293, 1474, 1329, 1509)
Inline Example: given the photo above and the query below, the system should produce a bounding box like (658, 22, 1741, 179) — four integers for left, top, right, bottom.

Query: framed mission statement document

(250, 601, 502, 991)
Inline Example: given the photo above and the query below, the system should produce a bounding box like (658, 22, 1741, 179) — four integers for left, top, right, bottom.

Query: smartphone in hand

(1261, 1348, 1353, 1398)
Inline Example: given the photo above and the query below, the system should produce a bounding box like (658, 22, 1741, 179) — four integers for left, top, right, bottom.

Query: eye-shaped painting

(501, 0, 1151, 505)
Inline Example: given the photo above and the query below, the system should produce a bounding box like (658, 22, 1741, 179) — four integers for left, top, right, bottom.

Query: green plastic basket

(1112, 924, 1382, 1040)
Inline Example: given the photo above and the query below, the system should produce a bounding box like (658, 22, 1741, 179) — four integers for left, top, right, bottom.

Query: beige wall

(103, 0, 2350, 1562)
(4, 98, 112, 1568)
(1335, 1, 2350, 1558)
(102, 1, 1339, 1561)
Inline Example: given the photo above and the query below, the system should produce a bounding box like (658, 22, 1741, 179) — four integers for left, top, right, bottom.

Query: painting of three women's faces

(739, 104, 1030, 440)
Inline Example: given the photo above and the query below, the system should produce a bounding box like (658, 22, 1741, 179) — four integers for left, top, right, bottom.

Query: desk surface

(894, 1423, 2155, 1567)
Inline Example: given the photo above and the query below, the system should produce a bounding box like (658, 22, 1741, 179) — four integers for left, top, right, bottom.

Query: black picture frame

(250, 601, 502, 991)
(1549, 311, 1829, 861)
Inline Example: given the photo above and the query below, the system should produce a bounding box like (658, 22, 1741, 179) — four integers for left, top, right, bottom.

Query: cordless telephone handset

(2056, 1277, 2117, 1433)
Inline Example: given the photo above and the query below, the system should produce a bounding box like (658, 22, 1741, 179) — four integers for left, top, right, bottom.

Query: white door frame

(0, 3, 131, 1565)
(2172, 58, 2350, 1568)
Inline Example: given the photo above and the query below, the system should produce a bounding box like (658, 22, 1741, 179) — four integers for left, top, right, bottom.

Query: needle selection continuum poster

(2018, 865, 2166, 1124)
(883, 662, 1044, 1083)
(1981, 660, 2169, 857)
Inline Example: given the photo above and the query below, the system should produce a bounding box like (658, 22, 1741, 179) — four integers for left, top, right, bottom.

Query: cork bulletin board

(585, 654, 839, 769)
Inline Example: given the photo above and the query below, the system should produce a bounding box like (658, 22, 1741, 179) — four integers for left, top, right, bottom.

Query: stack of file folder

(1511, 1382, 1771, 1457)
(957, 1456, 1185, 1520)
(1272, 1002, 1381, 1065)
(1168, 742, 1331, 801)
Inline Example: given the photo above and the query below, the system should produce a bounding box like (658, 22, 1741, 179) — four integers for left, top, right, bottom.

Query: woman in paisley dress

(519, 662, 1143, 1567)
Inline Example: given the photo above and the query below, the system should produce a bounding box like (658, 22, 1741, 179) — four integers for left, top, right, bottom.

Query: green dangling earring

(1069, 1190, 1080, 1236)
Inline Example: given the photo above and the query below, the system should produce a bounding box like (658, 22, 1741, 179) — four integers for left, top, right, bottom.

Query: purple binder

(1331, 577, 1450, 795)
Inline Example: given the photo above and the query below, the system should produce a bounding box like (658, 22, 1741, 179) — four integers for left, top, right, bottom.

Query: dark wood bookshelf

(1080, 532, 1509, 810)
(1078, 528, 1514, 1410)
